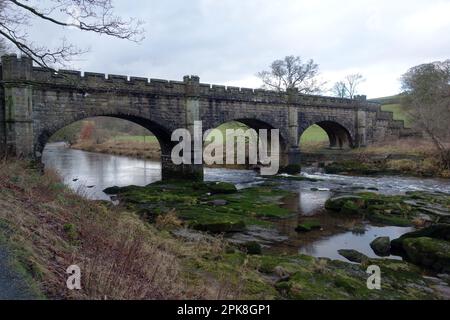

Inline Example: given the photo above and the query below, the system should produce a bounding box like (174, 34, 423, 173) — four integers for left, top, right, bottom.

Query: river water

(43, 142, 450, 262)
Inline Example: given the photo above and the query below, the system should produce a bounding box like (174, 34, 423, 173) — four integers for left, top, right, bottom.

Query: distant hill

(369, 93, 405, 105)
(370, 94, 412, 127)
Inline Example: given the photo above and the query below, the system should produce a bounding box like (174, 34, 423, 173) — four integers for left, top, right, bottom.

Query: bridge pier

(280, 88, 302, 174)
(280, 146, 302, 174)
(161, 154, 203, 180)
(355, 109, 367, 147)
(0, 55, 35, 158)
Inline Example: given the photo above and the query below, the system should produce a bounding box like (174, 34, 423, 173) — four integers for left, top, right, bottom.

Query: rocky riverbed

(104, 177, 450, 299)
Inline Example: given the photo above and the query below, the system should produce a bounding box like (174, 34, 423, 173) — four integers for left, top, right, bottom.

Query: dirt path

(0, 245, 40, 300)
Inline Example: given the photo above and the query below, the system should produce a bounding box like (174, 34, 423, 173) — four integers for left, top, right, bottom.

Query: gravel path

(0, 245, 39, 300)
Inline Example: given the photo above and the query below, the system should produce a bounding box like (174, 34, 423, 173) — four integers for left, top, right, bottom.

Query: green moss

(323, 192, 445, 226)
(325, 161, 383, 175)
(295, 220, 322, 232)
(241, 241, 262, 255)
(402, 237, 450, 273)
(110, 181, 295, 233)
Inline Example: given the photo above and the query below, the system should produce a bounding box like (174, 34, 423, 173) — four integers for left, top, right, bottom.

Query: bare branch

(257, 55, 324, 93)
(0, 0, 145, 68)
(331, 73, 365, 99)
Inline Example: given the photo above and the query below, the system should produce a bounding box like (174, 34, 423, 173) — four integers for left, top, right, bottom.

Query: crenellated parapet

(0, 54, 386, 113)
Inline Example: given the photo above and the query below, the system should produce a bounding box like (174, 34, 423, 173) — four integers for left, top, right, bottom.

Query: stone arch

(34, 113, 184, 180)
(299, 119, 355, 149)
(35, 114, 174, 158)
(205, 117, 289, 148)
(204, 117, 290, 168)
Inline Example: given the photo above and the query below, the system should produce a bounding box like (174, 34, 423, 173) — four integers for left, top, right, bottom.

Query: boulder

(274, 266, 291, 280)
(402, 237, 450, 273)
(338, 249, 369, 264)
(370, 237, 391, 256)
(241, 241, 262, 255)
(325, 195, 364, 212)
(391, 224, 450, 253)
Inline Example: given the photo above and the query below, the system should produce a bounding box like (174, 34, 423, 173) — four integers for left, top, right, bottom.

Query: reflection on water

(298, 191, 332, 216)
(43, 143, 261, 199)
(298, 225, 413, 262)
(43, 143, 161, 200)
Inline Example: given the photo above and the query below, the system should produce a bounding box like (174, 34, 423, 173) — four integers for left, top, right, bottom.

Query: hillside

(370, 94, 412, 127)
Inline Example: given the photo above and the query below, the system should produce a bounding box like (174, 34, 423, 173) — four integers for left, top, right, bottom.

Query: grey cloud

(25, 0, 450, 98)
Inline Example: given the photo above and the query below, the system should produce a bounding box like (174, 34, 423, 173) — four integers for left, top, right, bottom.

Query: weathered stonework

(0, 54, 405, 179)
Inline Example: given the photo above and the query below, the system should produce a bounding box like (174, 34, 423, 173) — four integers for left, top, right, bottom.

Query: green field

(300, 125, 328, 143)
(381, 103, 412, 127)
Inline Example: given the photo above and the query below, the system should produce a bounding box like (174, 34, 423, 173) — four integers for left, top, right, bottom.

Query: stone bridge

(0, 54, 405, 179)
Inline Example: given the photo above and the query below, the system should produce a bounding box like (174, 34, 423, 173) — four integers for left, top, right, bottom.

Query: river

(43, 142, 450, 262)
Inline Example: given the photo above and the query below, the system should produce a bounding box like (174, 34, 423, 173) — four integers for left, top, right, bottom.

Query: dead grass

(0, 159, 240, 299)
(72, 139, 161, 160)
(352, 137, 437, 156)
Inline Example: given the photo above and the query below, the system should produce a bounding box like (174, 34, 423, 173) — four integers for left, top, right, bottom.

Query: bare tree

(332, 73, 365, 99)
(332, 81, 347, 98)
(401, 60, 450, 169)
(0, 0, 144, 68)
(257, 55, 324, 94)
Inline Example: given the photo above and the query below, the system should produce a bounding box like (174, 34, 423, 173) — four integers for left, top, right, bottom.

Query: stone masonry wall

(0, 54, 406, 178)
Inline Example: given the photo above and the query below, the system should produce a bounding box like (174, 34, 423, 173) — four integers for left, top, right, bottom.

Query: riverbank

(72, 139, 161, 160)
(1, 159, 450, 299)
(306, 138, 450, 179)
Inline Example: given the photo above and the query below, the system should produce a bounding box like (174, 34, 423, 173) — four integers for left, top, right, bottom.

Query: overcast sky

(28, 0, 450, 98)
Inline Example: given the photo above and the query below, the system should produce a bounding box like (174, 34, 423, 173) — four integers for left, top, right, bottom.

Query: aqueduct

(0, 54, 405, 179)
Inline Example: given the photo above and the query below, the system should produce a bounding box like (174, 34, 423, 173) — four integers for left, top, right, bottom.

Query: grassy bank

(0, 160, 240, 299)
(1, 160, 448, 299)
(72, 139, 161, 160)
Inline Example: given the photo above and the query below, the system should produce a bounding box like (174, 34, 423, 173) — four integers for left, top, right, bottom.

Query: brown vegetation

(72, 139, 161, 160)
(0, 160, 239, 299)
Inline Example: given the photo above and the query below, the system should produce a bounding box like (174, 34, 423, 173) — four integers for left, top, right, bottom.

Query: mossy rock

(205, 182, 237, 194)
(370, 237, 391, 256)
(391, 224, 450, 254)
(191, 221, 246, 234)
(338, 249, 369, 264)
(325, 195, 364, 212)
(241, 241, 262, 255)
(295, 220, 322, 233)
(402, 237, 450, 273)
(103, 185, 142, 194)
(325, 161, 384, 175)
